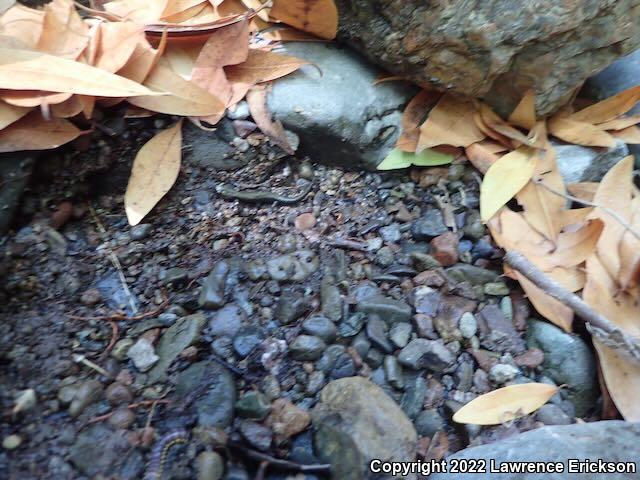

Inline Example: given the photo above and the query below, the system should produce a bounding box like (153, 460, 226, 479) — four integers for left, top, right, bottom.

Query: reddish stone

(430, 232, 459, 266)
(514, 348, 545, 369)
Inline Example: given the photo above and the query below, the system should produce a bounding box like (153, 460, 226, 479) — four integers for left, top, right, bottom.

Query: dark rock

(233, 326, 263, 358)
(275, 289, 311, 324)
(289, 335, 327, 361)
(554, 139, 630, 183)
(446, 265, 500, 286)
(384, 355, 404, 390)
(302, 315, 338, 343)
(398, 339, 457, 373)
(389, 322, 412, 348)
(414, 409, 445, 438)
(411, 210, 448, 240)
(199, 261, 229, 309)
(430, 421, 639, 480)
(366, 316, 393, 354)
(330, 353, 356, 379)
(527, 320, 597, 417)
(338, 313, 366, 338)
(129, 223, 152, 241)
(175, 361, 236, 428)
(208, 304, 246, 337)
(312, 377, 418, 480)
(69, 425, 130, 477)
(267, 42, 417, 170)
(400, 375, 428, 420)
(183, 119, 240, 170)
(356, 295, 412, 324)
(477, 305, 526, 355)
(239, 421, 272, 451)
(536, 404, 573, 426)
(321, 280, 343, 322)
(336, 1, 640, 116)
(236, 391, 271, 420)
(148, 313, 206, 383)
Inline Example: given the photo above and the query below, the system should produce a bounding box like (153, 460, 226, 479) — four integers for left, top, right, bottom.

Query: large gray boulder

(268, 42, 417, 170)
(430, 421, 640, 480)
(336, 0, 640, 116)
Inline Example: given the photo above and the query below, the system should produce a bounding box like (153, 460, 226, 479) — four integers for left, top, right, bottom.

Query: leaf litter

(390, 82, 640, 421)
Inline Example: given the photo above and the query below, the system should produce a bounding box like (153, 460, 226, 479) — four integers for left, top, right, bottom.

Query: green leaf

(377, 148, 453, 171)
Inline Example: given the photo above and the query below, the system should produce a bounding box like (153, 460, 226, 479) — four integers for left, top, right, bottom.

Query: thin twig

(88, 204, 138, 314)
(228, 441, 331, 475)
(67, 297, 168, 322)
(505, 250, 640, 363)
(534, 178, 640, 242)
(85, 400, 171, 426)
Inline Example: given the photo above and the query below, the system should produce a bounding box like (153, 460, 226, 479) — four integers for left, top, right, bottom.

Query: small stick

(504, 250, 640, 363)
(228, 441, 331, 474)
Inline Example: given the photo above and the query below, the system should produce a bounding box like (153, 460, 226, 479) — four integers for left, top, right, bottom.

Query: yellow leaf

(129, 59, 224, 116)
(609, 125, 640, 144)
(587, 156, 634, 281)
(0, 101, 30, 130)
(417, 95, 485, 151)
(480, 147, 536, 222)
(571, 85, 640, 124)
(453, 383, 558, 425)
(0, 47, 160, 97)
(0, 111, 81, 152)
(548, 116, 615, 147)
(508, 90, 536, 130)
(125, 120, 183, 226)
(270, 0, 338, 40)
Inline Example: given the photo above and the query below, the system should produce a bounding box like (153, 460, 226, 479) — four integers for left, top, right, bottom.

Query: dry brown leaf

(37, 0, 89, 59)
(473, 111, 512, 147)
(191, 17, 249, 108)
(50, 95, 84, 118)
(125, 120, 182, 226)
(117, 40, 160, 84)
(270, 0, 337, 40)
(508, 90, 536, 130)
(516, 142, 565, 240)
(226, 49, 307, 86)
(163, 43, 200, 79)
(104, 0, 169, 23)
(609, 125, 640, 144)
(261, 25, 320, 42)
(587, 156, 634, 281)
(129, 59, 224, 116)
(417, 95, 485, 151)
(0, 47, 159, 97)
(513, 269, 574, 331)
(0, 5, 45, 49)
(0, 101, 30, 129)
(480, 147, 536, 222)
(94, 22, 144, 72)
(567, 182, 598, 203)
(597, 115, 640, 131)
(161, 0, 206, 18)
(241, 0, 270, 21)
(547, 266, 586, 293)
(453, 383, 558, 425)
(464, 141, 505, 174)
(571, 85, 640, 124)
(246, 85, 294, 154)
(548, 116, 615, 147)
(0, 111, 81, 152)
(161, 1, 207, 23)
(559, 207, 594, 228)
(396, 89, 440, 152)
(480, 103, 534, 146)
(584, 254, 640, 421)
(0, 90, 72, 108)
(618, 197, 640, 290)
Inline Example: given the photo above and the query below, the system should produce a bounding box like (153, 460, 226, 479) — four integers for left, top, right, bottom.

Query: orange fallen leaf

(587, 156, 634, 281)
(618, 196, 640, 290)
(270, 0, 337, 40)
(103, 0, 169, 23)
(609, 125, 640, 144)
(396, 89, 440, 152)
(480, 103, 534, 146)
(0, 47, 159, 97)
(453, 383, 558, 425)
(161, 1, 207, 23)
(0, 111, 81, 152)
(464, 140, 505, 174)
(417, 95, 485, 151)
(225, 49, 307, 86)
(0, 4, 45, 50)
(129, 59, 224, 116)
(570, 85, 640, 124)
(0, 101, 29, 129)
(118, 39, 161, 84)
(508, 90, 536, 130)
(37, 0, 89, 60)
(125, 120, 183, 226)
(548, 116, 615, 147)
(94, 22, 145, 72)
(567, 182, 598, 203)
(161, 0, 207, 19)
(597, 115, 640, 131)
(50, 95, 84, 118)
(246, 84, 294, 154)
